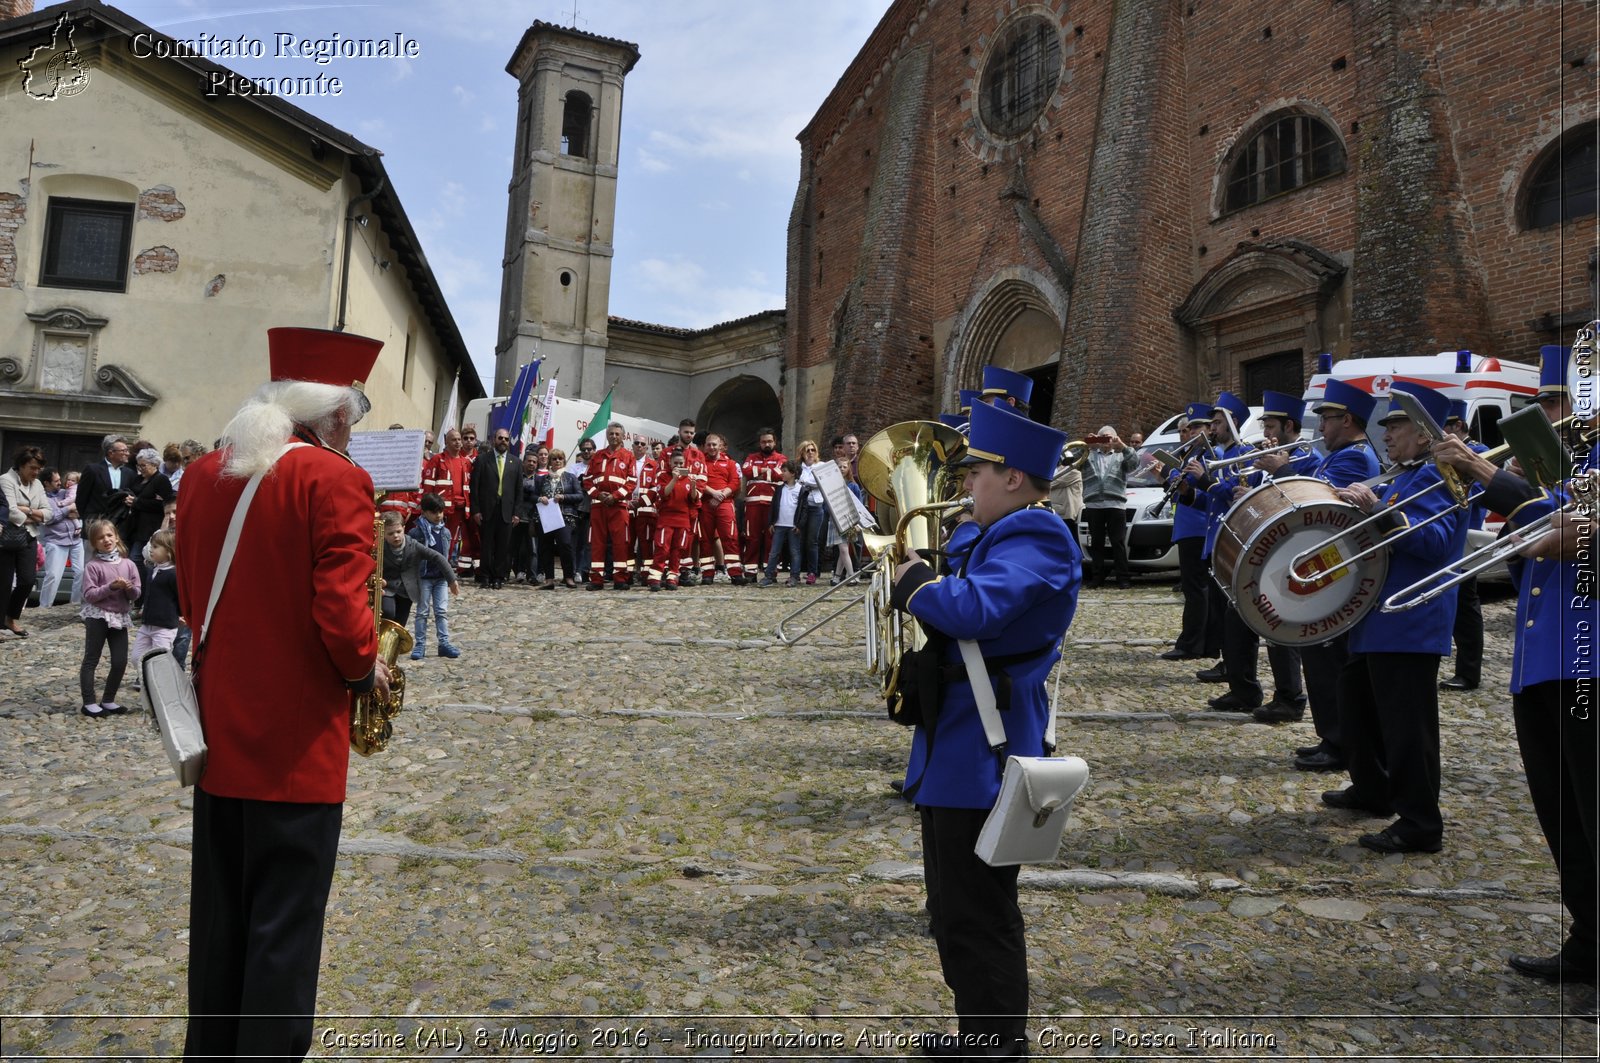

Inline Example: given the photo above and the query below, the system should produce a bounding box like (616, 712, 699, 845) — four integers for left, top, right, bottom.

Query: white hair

(219, 381, 364, 478)
(134, 447, 160, 466)
(1098, 425, 1117, 436)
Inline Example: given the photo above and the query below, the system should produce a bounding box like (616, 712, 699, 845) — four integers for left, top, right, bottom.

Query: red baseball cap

(267, 327, 383, 413)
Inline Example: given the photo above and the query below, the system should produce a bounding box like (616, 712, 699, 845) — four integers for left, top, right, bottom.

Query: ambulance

(460, 394, 678, 452)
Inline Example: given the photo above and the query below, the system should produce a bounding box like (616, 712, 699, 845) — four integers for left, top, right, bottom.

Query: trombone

(772, 557, 881, 645)
(1381, 472, 1599, 612)
(1286, 412, 1590, 587)
(1198, 437, 1315, 472)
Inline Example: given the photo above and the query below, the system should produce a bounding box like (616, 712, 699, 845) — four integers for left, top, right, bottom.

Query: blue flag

(497, 360, 540, 451)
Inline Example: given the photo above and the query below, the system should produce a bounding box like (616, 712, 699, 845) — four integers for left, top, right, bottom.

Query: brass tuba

(350, 507, 414, 756)
(856, 420, 969, 718)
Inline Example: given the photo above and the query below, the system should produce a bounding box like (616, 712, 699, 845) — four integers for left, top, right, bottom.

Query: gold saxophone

(351, 506, 414, 756)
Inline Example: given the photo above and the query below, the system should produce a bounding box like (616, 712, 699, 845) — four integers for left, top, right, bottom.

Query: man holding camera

(1080, 425, 1139, 588)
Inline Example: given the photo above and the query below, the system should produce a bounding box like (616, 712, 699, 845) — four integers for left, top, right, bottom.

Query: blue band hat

(1444, 398, 1468, 425)
(953, 399, 1068, 481)
(981, 365, 1034, 408)
(1213, 391, 1249, 436)
(1260, 390, 1305, 426)
(958, 388, 981, 414)
(1312, 378, 1377, 424)
(937, 412, 966, 429)
(1184, 401, 1214, 426)
(1379, 380, 1452, 430)
(1538, 344, 1572, 397)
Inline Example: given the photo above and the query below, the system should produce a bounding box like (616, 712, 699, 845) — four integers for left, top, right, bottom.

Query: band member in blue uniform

(891, 400, 1081, 1058)
(1160, 403, 1216, 661)
(1212, 390, 1312, 713)
(1325, 381, 1467, 854)
(1434, 344, 1598, 1017)
(1439, 399, 1489, 692)
(1290, 379, 1383, 772)
(979, 365, 1034, 414)
(1181, 392, 1252, 684)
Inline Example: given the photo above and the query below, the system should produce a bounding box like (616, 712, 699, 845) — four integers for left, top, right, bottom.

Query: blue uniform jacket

(1170, 466, 1208, 542)
(1201, 442, 1253, 558)
(1349, 463, 1467, 656)
(1482, 469, 1600, 693)
(902, 506, 1081, 809)
(1313, 439, 1381, 490)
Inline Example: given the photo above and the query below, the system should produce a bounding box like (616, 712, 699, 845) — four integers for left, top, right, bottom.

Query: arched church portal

(698, 375, 781, 457)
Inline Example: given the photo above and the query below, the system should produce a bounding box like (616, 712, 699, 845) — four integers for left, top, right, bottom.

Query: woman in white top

(794, 440, 825, 584)
(0, 444, 49, 637)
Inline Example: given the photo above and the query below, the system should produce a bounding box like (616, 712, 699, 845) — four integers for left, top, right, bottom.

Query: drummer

(1325, 380, 1467, 854)
(1181, 392, 1252, 689)
(1288, 378, 1383, 774)
(1214, 390, 1312, 718)
(1159, 403, 1218, 662)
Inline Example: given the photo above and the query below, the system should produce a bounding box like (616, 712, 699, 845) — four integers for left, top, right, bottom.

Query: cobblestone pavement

(2, 576, 1597, 1060)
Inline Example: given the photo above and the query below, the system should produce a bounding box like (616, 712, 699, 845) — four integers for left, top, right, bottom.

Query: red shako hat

(267, 327, 383, 407)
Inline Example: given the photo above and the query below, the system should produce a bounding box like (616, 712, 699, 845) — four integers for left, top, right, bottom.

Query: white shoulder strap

(196, 443, 302, 651)
(958, 635, 1064, 755)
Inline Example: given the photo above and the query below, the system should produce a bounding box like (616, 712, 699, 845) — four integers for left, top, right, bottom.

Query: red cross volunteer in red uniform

(176, 326, 390, 1061)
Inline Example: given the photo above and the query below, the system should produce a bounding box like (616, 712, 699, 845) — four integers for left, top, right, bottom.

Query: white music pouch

(975, 754, 1090, 866)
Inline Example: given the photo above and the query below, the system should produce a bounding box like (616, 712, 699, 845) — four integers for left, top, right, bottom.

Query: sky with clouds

(108, 0, 895, 391)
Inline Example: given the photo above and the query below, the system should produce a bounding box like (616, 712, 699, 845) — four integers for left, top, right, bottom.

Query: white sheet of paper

(347, 430, 426, 492)
(809, 460, 859, 536)
(536, 498, 567, 534)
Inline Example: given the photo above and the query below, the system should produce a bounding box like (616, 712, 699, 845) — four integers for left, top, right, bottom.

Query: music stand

(1498, 404, 1572, 490)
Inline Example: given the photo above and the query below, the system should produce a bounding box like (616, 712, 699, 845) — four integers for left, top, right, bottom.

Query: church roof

(505, 19, 640, 76)
(609, 309, 785, 338)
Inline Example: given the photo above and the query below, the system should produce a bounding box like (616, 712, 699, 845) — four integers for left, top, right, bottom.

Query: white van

(459, 395, 678, 452)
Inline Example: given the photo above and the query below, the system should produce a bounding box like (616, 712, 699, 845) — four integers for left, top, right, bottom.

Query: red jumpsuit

(630, 455, 660, 579)
(584, 444, 637, 587)
(700, 454, 744, 582)
(650, 474, 700, 588)
(424, 449, 475, 575)
(741, 449, 787, 572)
(658, 443, 707, 570)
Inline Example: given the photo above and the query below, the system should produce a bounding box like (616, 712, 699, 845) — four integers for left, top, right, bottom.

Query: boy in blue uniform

(1179, 392, 1252, 683)
(1325, 381, 1467, 854)
(1290, 379, 1383, 772)
(891, 400, 1081, 1058)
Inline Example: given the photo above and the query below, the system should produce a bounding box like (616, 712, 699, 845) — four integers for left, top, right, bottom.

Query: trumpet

(1141, 432, 1214, 518)
(1198, 437, 1315, 472)
(1382, 472, 1599, 612)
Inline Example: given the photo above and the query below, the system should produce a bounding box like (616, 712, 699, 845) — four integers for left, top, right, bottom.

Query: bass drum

(1211, 476, 1389, 645)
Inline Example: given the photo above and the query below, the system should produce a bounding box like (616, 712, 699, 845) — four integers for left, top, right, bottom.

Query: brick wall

(790, 0, 1588, 444)
(0, 1, 35, 22)
(0, 192, 24, 288)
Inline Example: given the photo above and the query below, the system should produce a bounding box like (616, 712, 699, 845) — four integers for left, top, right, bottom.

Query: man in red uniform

(699, 432, 745, 583)
(583, 422, 637, 590)
(658, 419, 707, 583)
(422, 427, 473, 573)
(741, 427, 785, 582)
(457, 423, 484, 581)
(629, 438, 659, 585)
(177, 327, 390, 1060)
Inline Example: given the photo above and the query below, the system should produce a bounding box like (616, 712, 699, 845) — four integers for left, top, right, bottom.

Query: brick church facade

(786, 0, 1599, 439)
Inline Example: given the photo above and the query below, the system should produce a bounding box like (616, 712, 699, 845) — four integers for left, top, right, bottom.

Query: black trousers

(1448, 575, 1483, 684)
(381, 595, 412, 626)
(1513, 680, 1599, 972)
(479, 514, 512, 584)
(1221, 606, 1303, 704)
(186, 790, 343, 1062)
(921, 806, 1028, 1059)
(538, 526, 575, 581)
(511, 522, 538, 579)
(80, 618, 127, 705)
(0, 540, 37, 622)
(1300, 632, 1350, 756)
(1173, 536, 1209, 656)
(1203, 567, 1228, 660)
(1339, 652, 1443, 842)
(1083, 508, 1128, 585)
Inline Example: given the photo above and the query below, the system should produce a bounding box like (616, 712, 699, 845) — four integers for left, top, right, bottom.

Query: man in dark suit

(76, 434, 133, 535)
(471, 427, 520, 588)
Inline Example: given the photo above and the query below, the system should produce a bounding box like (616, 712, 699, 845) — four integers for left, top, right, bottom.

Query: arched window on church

(1524, 122, 1599, 229)
(561, 91, 592, 159)
(979, 17, 1062, 138)
(1223, 112, 1344, 214)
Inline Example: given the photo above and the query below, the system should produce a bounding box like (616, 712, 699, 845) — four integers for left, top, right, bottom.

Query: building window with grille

(561, 91, 591, 159)
(1223, 113, 1345, 213)
(1524, 122, 1598, 229)
(979, 17, 1062, 139)
(39, 198, 134, 292)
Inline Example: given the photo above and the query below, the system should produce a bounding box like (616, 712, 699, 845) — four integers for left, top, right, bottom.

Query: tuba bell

(350, 507, 414, 756)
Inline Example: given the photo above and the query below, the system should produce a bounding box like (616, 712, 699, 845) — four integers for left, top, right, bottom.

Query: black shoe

(1160, 648, 1202, 661)
(889, 779, 904, 794)
(1321, 788, 1394, 816)
(1294, 749, 1347, 772)
(611, 582, 629, 591)
(1195, 662, 1228, 683)
(1295, 742, 1327, 758)
(1207, 692, 1261, 712)
(1569, 982, 1598, 1022)
(1439, 675, 1479, 692)
(1359, 826, 1441, 854)
(1508, 952, 1598, 984)
(586, 582, 603, 591)
(1254, 698, 1307, 724)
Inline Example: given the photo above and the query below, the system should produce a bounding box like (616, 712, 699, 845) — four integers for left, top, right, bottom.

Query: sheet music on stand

(347, 430, 426, 492)
(810, 460, 875, 535)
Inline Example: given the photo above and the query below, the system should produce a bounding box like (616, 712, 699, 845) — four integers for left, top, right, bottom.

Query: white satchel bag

(143, 450, 290, 786)
(958, 639, 1091, 867)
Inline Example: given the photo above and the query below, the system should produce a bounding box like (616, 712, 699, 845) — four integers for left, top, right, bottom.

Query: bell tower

(497, 22, 639, 399)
